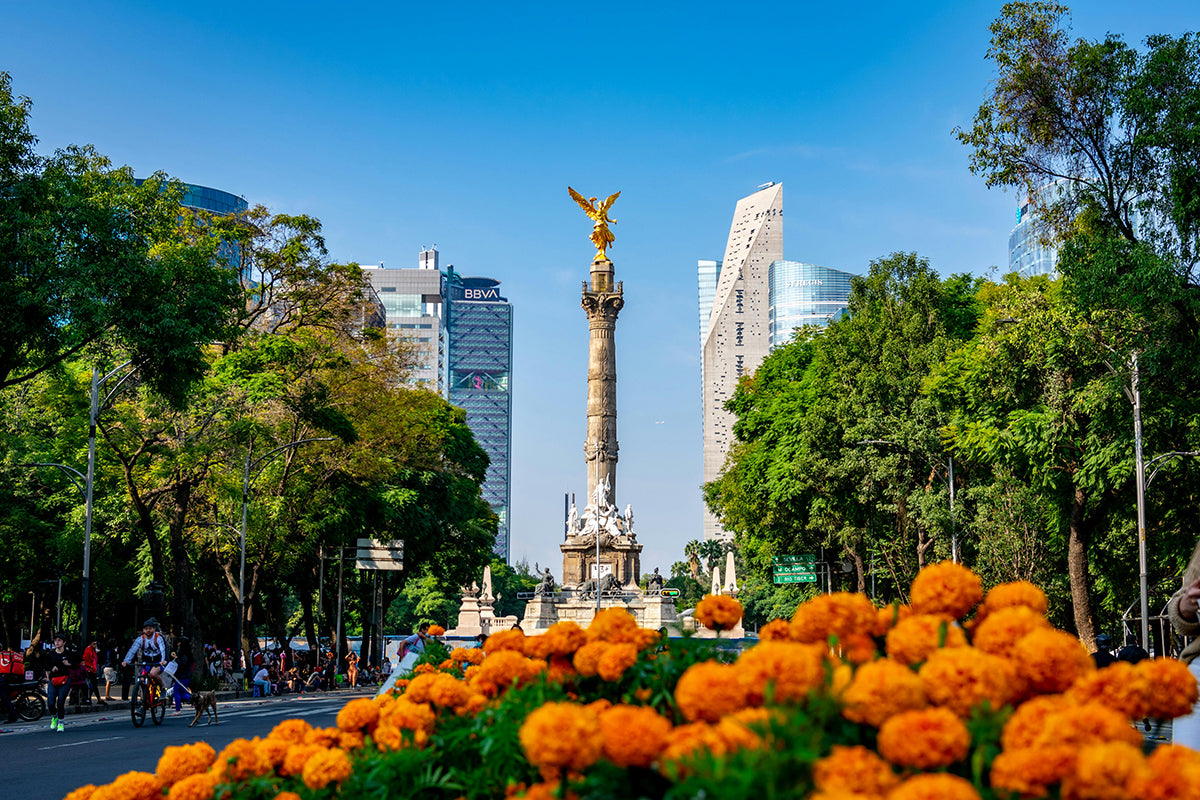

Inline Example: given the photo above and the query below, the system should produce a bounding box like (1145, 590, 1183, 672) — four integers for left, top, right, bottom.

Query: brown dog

(189, 691, 218, 727)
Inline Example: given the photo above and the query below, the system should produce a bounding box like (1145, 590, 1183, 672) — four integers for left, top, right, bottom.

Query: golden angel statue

(568, 187, 620, 261)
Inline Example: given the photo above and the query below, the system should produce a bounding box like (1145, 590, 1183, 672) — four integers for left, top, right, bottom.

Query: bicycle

(130, 665, 166, 727)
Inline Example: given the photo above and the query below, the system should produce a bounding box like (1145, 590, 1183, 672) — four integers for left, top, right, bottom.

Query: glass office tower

(768, 261, 855, 347)
(445, 270, 514, 561)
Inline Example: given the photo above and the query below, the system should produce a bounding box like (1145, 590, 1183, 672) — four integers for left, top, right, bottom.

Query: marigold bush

(65, 561, 1200, 800)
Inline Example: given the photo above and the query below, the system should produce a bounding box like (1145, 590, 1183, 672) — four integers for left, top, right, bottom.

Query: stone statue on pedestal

(533, 565, 557, 597)
(646, 568, 664, 593)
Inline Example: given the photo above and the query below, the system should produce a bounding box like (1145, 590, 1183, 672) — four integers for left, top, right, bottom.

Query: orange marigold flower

(280, 743, 325, 777)
(427, 624, 446, 636)
(910, 561, 983, 619)
(1012, 628, 1094, 695)
(519, 702, 603, 777)
(383, 697, 437, 732)
(1136, 657, 1199, 719)
(659, 722, 733, 771)
(813, 745, 899, 796)
(597, 642, 639, 682)
(413, 662, 437, 674)
(404, 673, 441, 703)
(586, 607, 640, 643)
(1065, 662, 1149, 719)
(303, 725, 342, 748)
(336, 697, 380, 732)
(990, 745, 1076, 800)
(471, 650, 538, 696)
(465, 647, 485, 664)
(269, 717, 313, 743)
(523, 634, 555, 660)
(157, 742, 217, 786)
(807, 792, 881, 800)
(1032, 702, 1144, 750)
(63, 788, 97, 800)
(1128, 744, 1200, 800)
(888, 773, 981, 800)
(972, 606, 1050, 656)
(873, 603, 912, 637)
(437, 658, 456, 671)
(877, 707, 970, 769)
(839, 633, 878, 665)
(736, 641, 827, 705)
(675, 661, 749, 722)
(543, 620, 588, 655)
(790, 592, 877, 644)
(338, 730, 365, 750)
(274, 793, 302, 800)
(841, 658, 927, 727)
(450, 647, 472, 662)
(546, 654, 577, 683)
(631, 627, 662, 651)
(1061, 741, 1147, 800)
(374, 724, 405, 752)
(980, 580, 1048, 618)
(255, 737, 290, 769)
(428, 673, 471, 709)
(885, 614, 967, 665)
(507, 780, 579, 800)
(463, 692, 489, 714)
(301, 746, 353, 790)
(919, 647, 1012, 716)
(572, 640, 609, 677)
(102, 772, 162, 800)
(165, 772, 219, 800)
(1001, 694, 1070, 750)
(713, 714, 763, 751)
(759, 618, 792, 641)
(598, 704, 672, 767)
(695, 594, 744, 631)
(463, 666, 481, 680)
(210, 738, 270, 782)
(483, 628, 527, 654)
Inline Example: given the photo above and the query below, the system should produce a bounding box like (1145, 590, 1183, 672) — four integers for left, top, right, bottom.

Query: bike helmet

(142, 617, 160, 629)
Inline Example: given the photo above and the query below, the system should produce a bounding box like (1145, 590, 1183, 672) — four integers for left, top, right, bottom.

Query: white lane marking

(38, 735, 125, 751)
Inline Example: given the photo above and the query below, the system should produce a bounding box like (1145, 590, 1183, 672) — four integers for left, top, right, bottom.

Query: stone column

(581, 257, 623, 507)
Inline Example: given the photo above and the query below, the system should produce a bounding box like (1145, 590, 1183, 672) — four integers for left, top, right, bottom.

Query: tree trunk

(167, 479, 206, 676)
(849, 547, 866, 594)
(1068, 485, 1096, 646)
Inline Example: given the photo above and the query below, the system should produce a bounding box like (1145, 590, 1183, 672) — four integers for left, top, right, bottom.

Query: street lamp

(858, 440, 958, 564)
(237, 437, 334, 674)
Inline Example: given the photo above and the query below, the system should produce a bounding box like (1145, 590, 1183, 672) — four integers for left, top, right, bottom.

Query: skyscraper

(445, 269, 514, 561)
(700, 183, 783, 542)
(1008, 196, 1059, 278)
(699, 186, 855, 541)
(362, 250, 445, 392)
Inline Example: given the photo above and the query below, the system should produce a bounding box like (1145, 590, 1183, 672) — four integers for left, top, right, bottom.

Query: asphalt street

(0, 688, 373, 799)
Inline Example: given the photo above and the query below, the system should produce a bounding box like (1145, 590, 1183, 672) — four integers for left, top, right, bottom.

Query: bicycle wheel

(16, 689, 45, 722)
(130, 683, 147, 727)
(149, 683, 164, 725)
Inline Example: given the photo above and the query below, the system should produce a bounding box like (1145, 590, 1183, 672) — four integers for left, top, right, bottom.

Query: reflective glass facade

(768, 261, 855, 347)
(697, 259, 722, 360)
(363, 258, 444, 391)
(1008, 198, 1059, 278)
(181, 184, 249, 216)
(446, 271, 513, 561)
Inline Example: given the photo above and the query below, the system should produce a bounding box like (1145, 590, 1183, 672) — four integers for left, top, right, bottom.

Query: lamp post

(237, 437, 334, 675)
(858, 440, 958, 564)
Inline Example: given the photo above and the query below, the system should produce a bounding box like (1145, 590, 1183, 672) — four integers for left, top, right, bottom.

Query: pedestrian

(252, 664, 271, 696)
(1167, 541, 1200, 747)
(44, 632, 74, 732)
(403, 623, 431, 657)
(1116, 635, 1150, 664)
(101, 639, 119, 701)
(1091, 633, 1116, 668)
(170, 637, 193, 714)
(346, 650, 359, 688)
(81, 638, 107, 706)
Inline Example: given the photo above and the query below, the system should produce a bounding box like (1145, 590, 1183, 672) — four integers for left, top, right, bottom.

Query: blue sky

(7, 1, 1198, 578)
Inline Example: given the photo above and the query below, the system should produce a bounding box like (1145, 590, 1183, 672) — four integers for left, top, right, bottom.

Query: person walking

(101, 639, 119, 701)
(170, 637, 194, 714)
(345, 650, 359, 688)
(81, 639, 107, 707)
(44, 632, 73, 732)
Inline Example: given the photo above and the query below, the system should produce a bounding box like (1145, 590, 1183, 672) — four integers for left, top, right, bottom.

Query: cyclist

(121, 618, 169, 693)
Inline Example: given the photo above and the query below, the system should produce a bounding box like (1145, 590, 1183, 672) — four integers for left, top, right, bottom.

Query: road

(0, 688, 372, 799)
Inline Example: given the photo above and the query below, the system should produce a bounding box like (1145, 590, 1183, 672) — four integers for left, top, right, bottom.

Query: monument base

(519, 592, 681, 635)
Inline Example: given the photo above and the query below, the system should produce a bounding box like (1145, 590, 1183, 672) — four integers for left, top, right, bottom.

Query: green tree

(0, 73, 239, 404)
(955, 2, 1200, 280)
(705, 254, 981, 601)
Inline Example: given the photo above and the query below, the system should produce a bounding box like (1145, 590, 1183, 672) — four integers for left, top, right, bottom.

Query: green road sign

(773, 554, 816, 566)
(774, 572, 817, 584)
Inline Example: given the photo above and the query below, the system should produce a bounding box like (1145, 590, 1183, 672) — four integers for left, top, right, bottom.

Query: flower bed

(65, 563, 1200, 799)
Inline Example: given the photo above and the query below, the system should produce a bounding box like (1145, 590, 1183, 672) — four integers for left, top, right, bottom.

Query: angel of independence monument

(514, 188, 678, 633)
